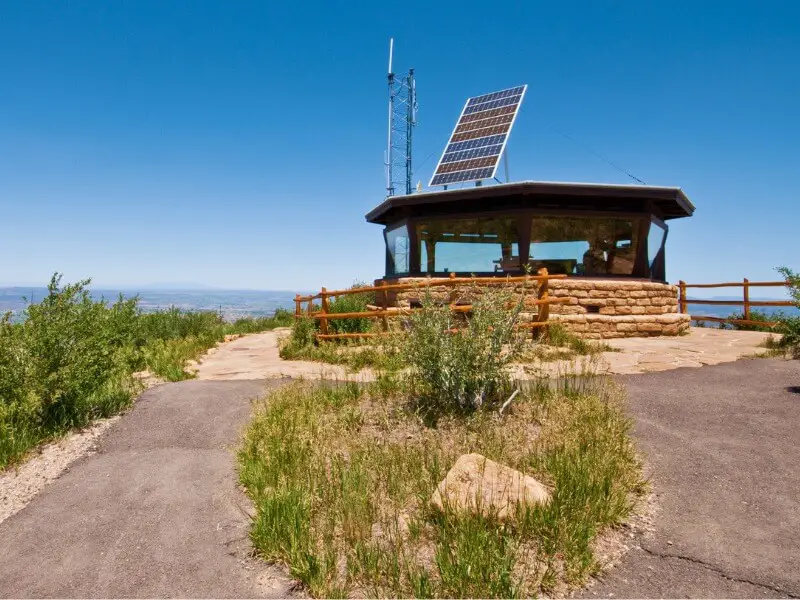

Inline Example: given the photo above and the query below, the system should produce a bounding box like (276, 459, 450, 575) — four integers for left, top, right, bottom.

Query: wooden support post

(743, 278, 750, 321)
(378, 280, 389, 332)
(320, 287, 329, 335)
(536, 268, 550, 323)
(294, 294, 301, 318)
(678, 280, 687, 314)
(447, 271, 460, 307)
(307, 298, 313, 316)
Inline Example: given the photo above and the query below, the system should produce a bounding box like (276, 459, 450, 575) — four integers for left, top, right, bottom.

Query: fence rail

(295, 270, 568, 341)
(678, 279, 792, 328)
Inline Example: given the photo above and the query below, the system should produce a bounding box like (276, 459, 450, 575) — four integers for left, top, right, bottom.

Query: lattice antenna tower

(385, 38, 417, 197)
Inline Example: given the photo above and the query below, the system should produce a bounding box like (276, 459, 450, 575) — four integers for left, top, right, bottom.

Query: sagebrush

(403, 285, 528, 414)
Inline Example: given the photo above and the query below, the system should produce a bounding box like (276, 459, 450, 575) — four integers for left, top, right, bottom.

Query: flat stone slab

(193, 328, 376, 382)
(197, 327, 778, 381)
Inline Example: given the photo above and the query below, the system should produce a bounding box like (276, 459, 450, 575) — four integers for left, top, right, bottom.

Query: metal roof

(365, 180, 695, 224)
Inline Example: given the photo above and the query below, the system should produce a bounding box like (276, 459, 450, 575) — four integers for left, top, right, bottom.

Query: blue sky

(1, 1, 798, 292)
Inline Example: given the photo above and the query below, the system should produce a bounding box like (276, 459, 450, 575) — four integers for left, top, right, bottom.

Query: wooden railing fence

(295, 269, 570, 341)
(678, 279, 793, 327)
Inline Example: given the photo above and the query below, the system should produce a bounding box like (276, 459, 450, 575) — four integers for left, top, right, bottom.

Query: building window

(385, 223, 410, 275)
(648, 220, 666, 269)
(417, 217, 520, 274)
(529, 216, 640, 276)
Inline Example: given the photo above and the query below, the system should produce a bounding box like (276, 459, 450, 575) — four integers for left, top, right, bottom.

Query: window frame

(381, 208, 667, 280)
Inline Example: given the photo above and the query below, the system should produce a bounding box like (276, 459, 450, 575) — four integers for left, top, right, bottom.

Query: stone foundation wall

(379, 277, 690, 338)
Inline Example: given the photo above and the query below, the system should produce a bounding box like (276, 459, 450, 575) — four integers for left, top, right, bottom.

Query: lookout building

(366, 181, 694, 281)
(365, 180, 696, 338)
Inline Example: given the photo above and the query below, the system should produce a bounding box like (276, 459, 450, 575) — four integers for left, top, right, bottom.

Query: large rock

(431, 453, 551, 520)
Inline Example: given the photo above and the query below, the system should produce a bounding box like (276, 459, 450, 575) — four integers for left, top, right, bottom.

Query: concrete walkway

(581, 358, 800, 599)
(0, 380, 295, 598)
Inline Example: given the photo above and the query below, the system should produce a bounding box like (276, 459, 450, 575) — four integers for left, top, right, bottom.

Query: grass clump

(518, 323, 615, 362)
(239, 374, 644, 598)
(0, 274, 291, 469)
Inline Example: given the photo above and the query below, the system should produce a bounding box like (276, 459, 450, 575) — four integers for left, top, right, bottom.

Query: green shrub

(403, 285, 527, 414)
(328, 284, 376, 335)
(228, 309, 293, 334)
(726, 309, 779, 332)
(0, 274, 293, 468)
(0, 275, 139, 466)
(775, 267, 800, 358)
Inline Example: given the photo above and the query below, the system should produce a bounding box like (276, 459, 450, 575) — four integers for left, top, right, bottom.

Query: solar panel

(429, 85, 527, 187)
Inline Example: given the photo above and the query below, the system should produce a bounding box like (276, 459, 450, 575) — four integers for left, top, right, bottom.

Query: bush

(228, 309, 293, 334)
(328, 284, 376, 335)
(775, 266, 800, 359)
(403, 285, 527, 414)
(0, 275, 139, 466)
(0, 274, 293, 468)
(726, 309, 779, 332)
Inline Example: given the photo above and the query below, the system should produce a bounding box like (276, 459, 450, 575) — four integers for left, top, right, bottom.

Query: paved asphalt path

(0, 379, 294, 599)
(581, 358, 800, 599)
(2, 359, 799, 598)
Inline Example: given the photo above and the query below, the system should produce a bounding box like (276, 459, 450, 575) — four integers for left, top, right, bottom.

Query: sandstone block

(431, 454, 551, 521)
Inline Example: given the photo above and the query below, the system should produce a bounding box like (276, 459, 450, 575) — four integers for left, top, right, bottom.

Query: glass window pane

(530, 217, 639, 276)
(385, 224, 409, 275)
(648, 221, 666, 269)
(417, 217, 519, 274)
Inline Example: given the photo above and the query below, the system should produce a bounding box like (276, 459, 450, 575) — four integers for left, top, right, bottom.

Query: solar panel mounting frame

(428, 84, 527, 188)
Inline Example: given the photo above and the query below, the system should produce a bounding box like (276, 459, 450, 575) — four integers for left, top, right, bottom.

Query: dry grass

(238, 372, 645, 598)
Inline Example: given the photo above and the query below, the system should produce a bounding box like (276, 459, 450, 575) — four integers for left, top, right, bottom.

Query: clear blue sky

(1, 1, 798, 292)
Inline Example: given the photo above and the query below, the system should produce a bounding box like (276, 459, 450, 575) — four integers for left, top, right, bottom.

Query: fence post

(743, 278, 750, 321)
(294, 294, 301, 318)
(378, 280, 389, 332)
(320, 287, 329, 335)
(536, 268, 550, 324)
(307, 297, 313, 316)
(678, 280, 687, 314)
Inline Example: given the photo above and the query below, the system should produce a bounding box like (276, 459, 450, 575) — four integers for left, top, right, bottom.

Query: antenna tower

(385, 38, 417, 197)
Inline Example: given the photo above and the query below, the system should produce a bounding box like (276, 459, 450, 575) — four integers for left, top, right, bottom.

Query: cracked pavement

(581, 358, 800, 598)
